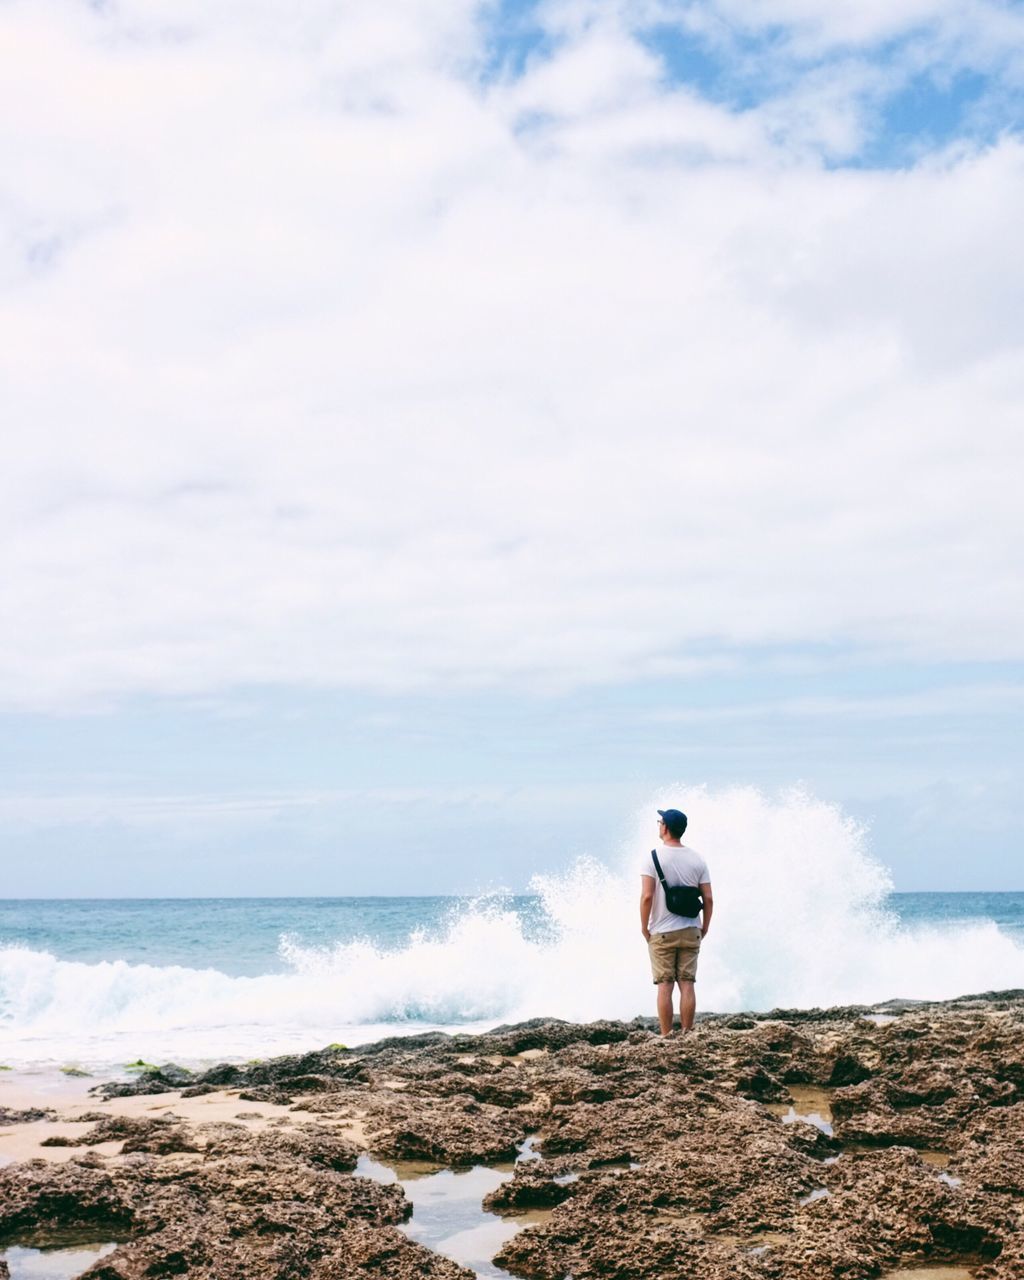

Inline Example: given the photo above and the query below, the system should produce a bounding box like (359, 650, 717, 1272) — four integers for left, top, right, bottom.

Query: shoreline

(3, 986, 1014, 1080)
(2, 989, 1023, 1278)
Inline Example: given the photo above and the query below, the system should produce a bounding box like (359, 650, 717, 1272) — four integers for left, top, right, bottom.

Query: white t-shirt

(640, 843, 711, 934)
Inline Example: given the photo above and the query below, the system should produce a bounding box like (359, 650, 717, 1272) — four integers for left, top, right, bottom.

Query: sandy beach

(0, 1078, 313, 1167)
(2, 990, 1023, 1279)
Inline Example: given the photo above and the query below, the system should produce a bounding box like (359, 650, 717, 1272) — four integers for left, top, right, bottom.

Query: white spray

(1, 786, 1021, 1068)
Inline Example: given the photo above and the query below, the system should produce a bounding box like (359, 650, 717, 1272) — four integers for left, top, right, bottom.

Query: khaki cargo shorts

(648, 927, 702, 985)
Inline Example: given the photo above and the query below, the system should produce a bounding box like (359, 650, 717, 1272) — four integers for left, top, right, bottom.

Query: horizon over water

(2, 788, 1023, 1072)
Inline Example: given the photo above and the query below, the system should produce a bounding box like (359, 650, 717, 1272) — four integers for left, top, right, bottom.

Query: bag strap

(651, 849, 670, 890)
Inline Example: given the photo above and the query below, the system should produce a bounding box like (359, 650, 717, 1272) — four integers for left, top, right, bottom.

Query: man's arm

(640, 875, 655, 941)
(700, 882, 713, 938)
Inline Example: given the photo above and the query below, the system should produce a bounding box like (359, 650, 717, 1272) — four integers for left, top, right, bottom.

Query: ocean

(0, 788, 1020, 1072)
(2, 890, 1023, 1073)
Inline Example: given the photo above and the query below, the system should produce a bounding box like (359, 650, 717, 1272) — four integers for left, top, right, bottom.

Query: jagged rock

(266, 1125, 361, 1171)
(736, 1065, 790, 1101)
(406, 1072, 534, 1108)
(236, 1086, 295, 1105)
(828, 1053, 872, 1086)
(364, 1091, 526, 1164)
(153, 1065, 195, 1087)
(6, 993, 1024, 1278)
(0, 1159, 138, 1238)
(0, 1139, 418, 1280)
(92, 1078, 177, 1099)
(120, 1124, 200, 1156)
(483, 1162, 575, 1211)
(189, 1050, 368, 1094)
(0, 1106, 52, 1125)
(782, 1121, 841, 1157)
(79, 1116, 179, 1147)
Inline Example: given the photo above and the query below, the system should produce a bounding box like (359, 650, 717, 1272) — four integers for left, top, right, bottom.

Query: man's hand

(700, 882, 713, 939)
(639, 875, 655, 944)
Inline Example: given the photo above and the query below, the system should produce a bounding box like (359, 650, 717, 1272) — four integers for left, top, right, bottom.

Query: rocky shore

(2, 990, 1024, 1279)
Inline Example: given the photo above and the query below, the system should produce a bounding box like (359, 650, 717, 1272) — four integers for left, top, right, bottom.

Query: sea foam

(1, 786, 1022, 1068)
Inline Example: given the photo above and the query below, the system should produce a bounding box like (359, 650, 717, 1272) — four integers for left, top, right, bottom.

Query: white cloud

(643, 0, 1024, 65)
(648, 684, 1024, 724)
(1, 0, 1022, 711)
(616, 0, 1024, 157)
(0, 781, 633, 830)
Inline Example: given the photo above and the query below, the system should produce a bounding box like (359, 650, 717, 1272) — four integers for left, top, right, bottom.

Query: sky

(1, 0, 1022, 896)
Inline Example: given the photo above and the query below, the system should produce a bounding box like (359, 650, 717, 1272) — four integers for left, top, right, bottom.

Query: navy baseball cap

(657, 809, 688, 838)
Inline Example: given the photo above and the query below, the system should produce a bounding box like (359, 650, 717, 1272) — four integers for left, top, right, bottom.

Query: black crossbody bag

(651, 850, 703, 918)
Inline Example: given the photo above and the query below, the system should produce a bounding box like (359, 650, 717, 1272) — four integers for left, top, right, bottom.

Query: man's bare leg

(656, 982, 675, 1036)
(679, 980, 696, 1031)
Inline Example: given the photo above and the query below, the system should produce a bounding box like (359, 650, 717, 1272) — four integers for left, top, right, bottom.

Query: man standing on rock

(640, 808, 714, 1036)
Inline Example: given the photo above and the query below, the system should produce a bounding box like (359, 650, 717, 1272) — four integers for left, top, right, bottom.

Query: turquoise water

(0, 896, 548, 977)
(0, 893, 1021, 975)
(887, 891, 1024, 940)
(1, 892, 1023, 1068)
